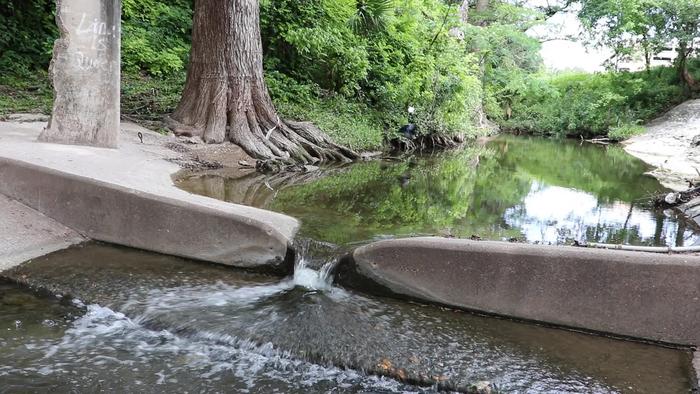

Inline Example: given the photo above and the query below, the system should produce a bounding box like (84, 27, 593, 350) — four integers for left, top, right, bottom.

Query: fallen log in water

(582, 137, 613, 145)
(580, 242, 700, 254)
(654, 186, 700, 208)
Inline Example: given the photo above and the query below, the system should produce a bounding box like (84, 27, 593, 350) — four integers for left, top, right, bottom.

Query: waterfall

(291, 239, 340, 291)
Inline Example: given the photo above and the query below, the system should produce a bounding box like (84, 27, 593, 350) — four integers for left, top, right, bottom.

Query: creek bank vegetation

(1, 0, 545, 159)
(494, 0, 700, 140)
(1, 0, 699, 159)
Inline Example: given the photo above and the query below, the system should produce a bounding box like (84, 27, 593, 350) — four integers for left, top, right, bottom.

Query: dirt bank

(624, 99, 700, 191)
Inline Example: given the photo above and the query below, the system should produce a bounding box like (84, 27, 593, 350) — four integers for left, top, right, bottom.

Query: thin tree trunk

(677, 43, 699, 93)
(642, 39, 651, 72)
(459, 0, 469, 22)
(476, 0, 489, 13)
(167, 0, 358, 164)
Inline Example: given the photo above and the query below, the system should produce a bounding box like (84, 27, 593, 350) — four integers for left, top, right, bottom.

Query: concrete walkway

(0, 121, 299, 272)
(0, 194, 84, 271)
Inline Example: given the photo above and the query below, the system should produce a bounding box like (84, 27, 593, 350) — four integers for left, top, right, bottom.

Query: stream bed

(1, 136, 699, 393)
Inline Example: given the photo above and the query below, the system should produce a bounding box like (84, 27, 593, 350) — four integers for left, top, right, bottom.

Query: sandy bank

(624, 99, 700, 191)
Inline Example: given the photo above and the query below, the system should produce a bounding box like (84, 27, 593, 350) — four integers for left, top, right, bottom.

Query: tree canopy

(578, 0, 700, 89)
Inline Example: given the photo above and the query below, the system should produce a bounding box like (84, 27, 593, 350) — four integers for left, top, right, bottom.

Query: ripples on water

(0, 280, 423, 393)
(0, 244, 695, 393)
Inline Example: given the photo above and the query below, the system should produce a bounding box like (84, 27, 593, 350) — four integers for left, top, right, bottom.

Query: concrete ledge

(0, 123, 300, 273)
(0, 157, 295, 272)
(0, 194, 85, 272)
(347, 237, 700, 346)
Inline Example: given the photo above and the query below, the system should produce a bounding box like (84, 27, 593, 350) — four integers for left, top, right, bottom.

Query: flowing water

(1, 136, 699, 393)
(1, 244, 696, 393)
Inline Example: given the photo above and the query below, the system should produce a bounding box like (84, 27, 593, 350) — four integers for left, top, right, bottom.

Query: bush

(0, 0, 56, 77)
(502, 61, 698, 138)
(266, 70, 384, 150)
(608, 123, 645, 141)
(261, 0, 485, 139)
(121, 0, 192, 76)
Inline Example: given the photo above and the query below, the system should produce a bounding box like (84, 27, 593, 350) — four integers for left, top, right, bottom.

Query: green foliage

(0, 0, 192, 78)
(463, 15, 544, 123)
(0, 0, 56, 78)
(608, 123, 645, 141)
(261, 0, 485, 139)
(1, 0, 537, 149)
(502, 62, 698, 138)
(579, 0, 700, 74)
(351, 0, 394, 34)
(579, 0, 662, 65)
(121, 0, 193, 76)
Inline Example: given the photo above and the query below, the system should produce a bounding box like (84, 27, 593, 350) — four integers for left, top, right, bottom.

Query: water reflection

(175, 136, 700, 246)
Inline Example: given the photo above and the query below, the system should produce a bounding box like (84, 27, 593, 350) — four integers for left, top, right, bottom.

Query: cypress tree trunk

(168, 0, 358, 164)
(476, 0, 489, 13)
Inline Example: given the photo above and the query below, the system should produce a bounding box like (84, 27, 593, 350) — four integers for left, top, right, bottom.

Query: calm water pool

(176, 136, 700, 247)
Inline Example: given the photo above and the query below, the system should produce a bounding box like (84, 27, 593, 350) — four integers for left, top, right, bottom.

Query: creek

(1, 136, 698, 393)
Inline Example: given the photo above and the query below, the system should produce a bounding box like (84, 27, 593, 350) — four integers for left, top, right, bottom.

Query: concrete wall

(40, 0, 121, 148)
(0, 158, 295, 273)
(0, 194, 85, 272)
(347, 237, 700, 346)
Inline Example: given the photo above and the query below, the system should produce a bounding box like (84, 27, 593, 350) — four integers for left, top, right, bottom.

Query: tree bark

(677, 42, 699, 93)
(476, 0, 489, 13)
(168, 0, 358, 164)
(458, 0, 469, 22)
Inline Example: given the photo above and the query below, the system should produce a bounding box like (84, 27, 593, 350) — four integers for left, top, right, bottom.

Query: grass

(0, 69, 386, 150)
(608, 123, 646, 141)
(0, 71, 53, 117)
(274, 95, 385, 151)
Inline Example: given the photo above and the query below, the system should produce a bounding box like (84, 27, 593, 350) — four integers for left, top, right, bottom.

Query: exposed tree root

(167, 0, 359, 168)
(388, 133, 465, 153)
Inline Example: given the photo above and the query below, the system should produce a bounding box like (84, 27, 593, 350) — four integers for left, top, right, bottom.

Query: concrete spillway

(0, 121, 298, 273)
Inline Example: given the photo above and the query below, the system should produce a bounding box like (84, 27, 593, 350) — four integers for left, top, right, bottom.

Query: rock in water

(692, 134, 700, 147)
(665, 192, 679, 205)
(470, 381, 493, 394)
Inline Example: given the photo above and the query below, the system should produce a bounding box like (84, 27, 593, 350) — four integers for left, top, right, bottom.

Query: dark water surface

(2, 137, 698, 393)
(176, 136, 700, 247)
(1, 244, 696, 393)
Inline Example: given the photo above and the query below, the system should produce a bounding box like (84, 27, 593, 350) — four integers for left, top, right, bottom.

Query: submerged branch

(576, 242, 700, 254)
